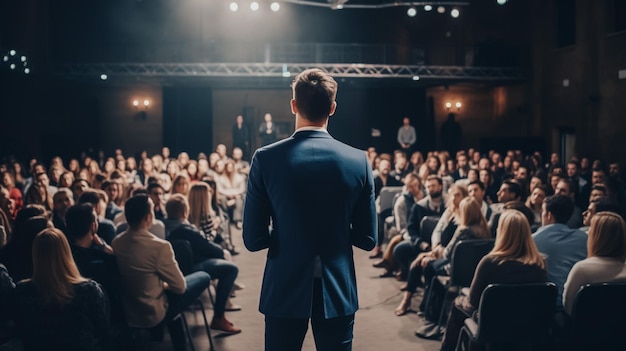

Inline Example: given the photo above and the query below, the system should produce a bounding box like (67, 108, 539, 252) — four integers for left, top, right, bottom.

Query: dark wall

(163, 87, 214, 158)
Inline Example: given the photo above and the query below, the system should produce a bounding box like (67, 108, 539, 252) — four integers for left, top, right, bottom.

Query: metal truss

(56, 63, 525, 81)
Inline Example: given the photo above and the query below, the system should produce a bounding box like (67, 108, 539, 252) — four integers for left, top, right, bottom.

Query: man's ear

(290, 99, 298, 115)
(329, 101, 337, 117)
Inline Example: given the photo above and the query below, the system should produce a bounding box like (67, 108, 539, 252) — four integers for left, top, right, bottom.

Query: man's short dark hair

(595, 199, 623, 216)
(65, 204, 96, 241)
(292, 68, 338, 123)
(165, 194, 188, 220)
(78, 189, 108, 206)
(125, 194, 152, 228)
(147, 182, 164, 193)
(101, 180, 114, 191)
(544, 195, 575, 224)
(425, 175, 443, 186)
(503, 180, 522, 200)
(468, 180, 485, 191)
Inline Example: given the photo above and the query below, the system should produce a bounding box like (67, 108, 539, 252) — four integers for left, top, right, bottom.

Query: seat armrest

(463, 318, 479, 339)
(460, 287, 470, 296)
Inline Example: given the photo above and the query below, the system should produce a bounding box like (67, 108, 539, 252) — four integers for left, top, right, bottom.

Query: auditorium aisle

(155, 225, 441, 351)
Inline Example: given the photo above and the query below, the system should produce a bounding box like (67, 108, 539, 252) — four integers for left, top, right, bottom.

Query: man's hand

(93, 234, 114, 255)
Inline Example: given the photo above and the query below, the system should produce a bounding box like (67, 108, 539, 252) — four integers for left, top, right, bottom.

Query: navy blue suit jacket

(243, 129, 377, 319)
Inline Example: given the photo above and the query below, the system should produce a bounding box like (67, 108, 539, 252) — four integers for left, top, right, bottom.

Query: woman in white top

(216, 160, 246, 228)
(562, 212, 626, 315)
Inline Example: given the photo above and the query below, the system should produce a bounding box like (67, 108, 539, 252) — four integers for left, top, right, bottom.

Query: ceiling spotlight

(497, 0, 508, 4)
(270, 2, 280, 12)
(412, 76, 420, 81)
(250, 2, 259, 11)
(2, 56, 7, 62)
(20, 56, 26, 62)
(10, 64, 15, 70)
(451, 8, 460, 18)
(437, 6, 445, 13)
(100, 74, 108, 80)
(24, 68, 30, 74)
(424, 4, 433, 11)
(407, 7, 417, 17)
(229, 2, 238, 11)
(9, 50, 16, 56)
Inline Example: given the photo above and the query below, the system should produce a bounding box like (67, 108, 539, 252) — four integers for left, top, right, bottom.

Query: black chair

(170, 239, 216, 351)
(568, 282, 626, 350)
(435, 239, 495, 331)
(456, 282, 557, 351)
(419, 215, 441, 244)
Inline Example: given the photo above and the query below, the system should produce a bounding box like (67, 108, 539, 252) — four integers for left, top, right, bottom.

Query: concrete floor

(156, 225, 442, 351)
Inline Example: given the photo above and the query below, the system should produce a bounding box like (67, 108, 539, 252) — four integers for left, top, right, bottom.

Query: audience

(0, 143, 624, 350)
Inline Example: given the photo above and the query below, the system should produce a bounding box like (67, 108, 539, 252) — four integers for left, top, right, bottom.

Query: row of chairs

(456, 282, 626, 351)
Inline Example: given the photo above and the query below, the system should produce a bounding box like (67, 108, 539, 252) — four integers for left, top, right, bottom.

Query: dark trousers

(264, 279, 354, 351)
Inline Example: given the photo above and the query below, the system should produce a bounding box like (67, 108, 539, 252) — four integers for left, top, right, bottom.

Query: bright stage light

(437, 6, 445, 13)
(271, 2, 280, 12)
(424, 5, 432, 11)
(451, 8, 460, 18)
(412, 76, 420, 81)
(100, 74, 108, 80)
(250, 2, 259, 11)
(229, 2, 238, 12)
(497, 0, 508, 4)
(407, 7, 417, 17)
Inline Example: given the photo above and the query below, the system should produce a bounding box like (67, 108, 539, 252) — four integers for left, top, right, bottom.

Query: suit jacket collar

(292, 129, 332, 139)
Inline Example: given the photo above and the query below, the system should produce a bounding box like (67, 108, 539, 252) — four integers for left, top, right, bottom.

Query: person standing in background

(232, 114, 251, 161)
(258, 113, 278, 147)
(397, 117, 417, 154)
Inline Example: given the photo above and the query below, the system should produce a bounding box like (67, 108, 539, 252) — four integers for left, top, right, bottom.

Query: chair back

(570, 282, 626, 348)
(379, 186, 403, 213)
(449, 239, 494, 287)
(419, 215, 441, 244)
(476, 283, 557, 344)
(169, 239, 194, 276)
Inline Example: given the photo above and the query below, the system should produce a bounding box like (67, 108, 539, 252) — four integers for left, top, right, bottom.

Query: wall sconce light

(132, 99, 150, 110)
(445, 101, 462, 111)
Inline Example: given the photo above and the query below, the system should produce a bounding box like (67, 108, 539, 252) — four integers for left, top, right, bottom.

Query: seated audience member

(563, 212, 626, 315)
(589, 183, 608, 203)
(467, 180, 492, 221)
(554, 178, 584, 228)
(525, 185, 548, 229)
(581, 198, 623, 233)
(165, 194, 241, 333)
(51, 187, 74, 234)
(396, 196, 489, 317)
(112, 194, 212, 351)
(374, 173, 423, 276)
(114, 188, 166, 239)
(440, 210, 548, 351)
(371, 158, 403, 258)
(216, 160, 246, 229)
(479, 168, 498, 204)
(0, 263, 14, 327)
(65, 204, 127, 337)
(102, 180, 123, 221)
(147, 182, 167, 221)
(231, 147, 250, 175)
(78, 189, 117, 245)
(489, 180, 534, 236)
(533, 195, 587, 308)
(390, 151, 410, 182)
(391, 176, 446, 280)
(2, 171, 22, 218)
(0, 212, 52, 282)
(11, 228, 110, 351)
(71, 178, 91, 202)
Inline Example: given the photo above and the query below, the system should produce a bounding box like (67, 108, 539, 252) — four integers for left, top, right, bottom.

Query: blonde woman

(11, 228, 109, 350)
(188, 182, 222, 242)
(440, 210, 547, 351)
(562, 212, 626, 315)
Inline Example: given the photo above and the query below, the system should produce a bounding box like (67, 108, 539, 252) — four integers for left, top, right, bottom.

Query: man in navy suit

(243, 68, 377, 351)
